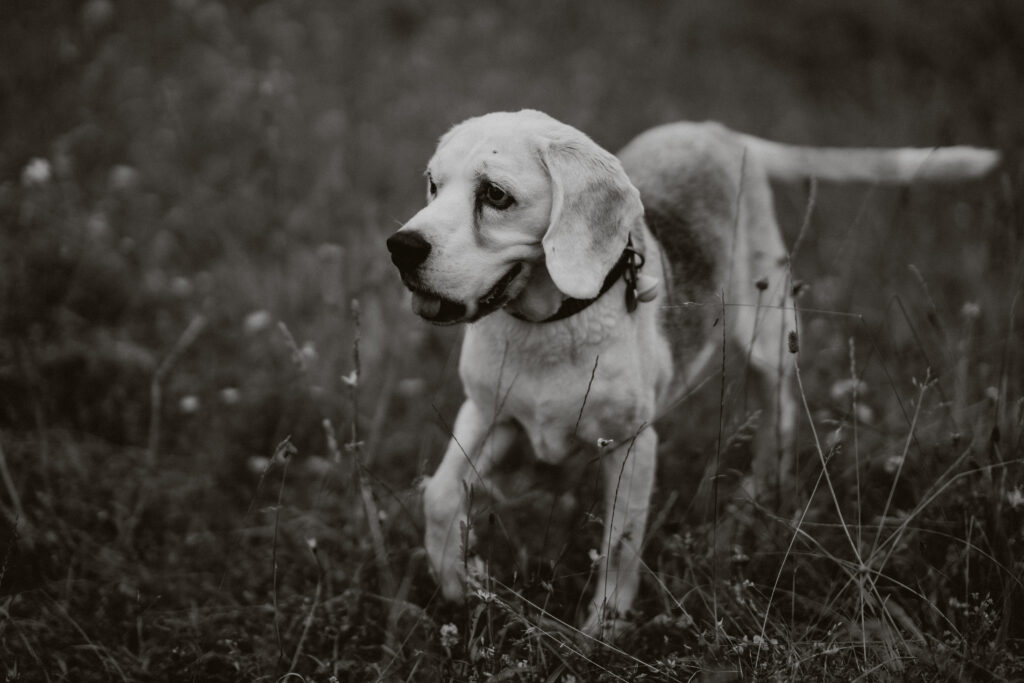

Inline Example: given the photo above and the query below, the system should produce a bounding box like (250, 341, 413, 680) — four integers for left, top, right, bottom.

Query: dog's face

(387, 110, 644, 325)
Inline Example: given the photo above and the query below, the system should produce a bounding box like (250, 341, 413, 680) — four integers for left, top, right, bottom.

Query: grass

(1, 0, 1023, 680)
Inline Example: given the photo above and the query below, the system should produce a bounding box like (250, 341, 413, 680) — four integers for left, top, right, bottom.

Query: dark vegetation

(1, 0, 1023, 680)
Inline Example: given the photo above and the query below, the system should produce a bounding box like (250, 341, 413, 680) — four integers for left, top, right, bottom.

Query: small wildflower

(219, 387, 240, 405)
(244, 310, 273, 335)
(439, 623, 459, 650)
(246, 455, 271, 474)
(397, 377, 425, 397)
(86, 212, 110, 240)
(81, 0, 115, 32)
(1006, 487, 1024, 509)
(596, 437, 614, 448)
(170, 277, 193, 298)
(109, 164, 140, 191)
(300, 341, 318, 365)
(474, 588, 497, 603)
(829, 378, 868, 402)
(21, 157, 51, 186)
(884, 454, 904, 474)
(588, 548, 603, 566)
(985, 386, 999, 403)
(855, 404, 875, 424)
(341, 370, 359, 387)
(305, 537, 318, 551)
(179, 395, 200, 414)
(730, 545, 749, 565)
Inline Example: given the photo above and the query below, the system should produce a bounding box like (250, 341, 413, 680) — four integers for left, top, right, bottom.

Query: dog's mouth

(409, 290, 466, 325)
(406, 263, 524, 326)
(476, 262, 524, 317)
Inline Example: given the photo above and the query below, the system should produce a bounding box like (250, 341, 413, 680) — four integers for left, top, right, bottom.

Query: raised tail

(736, 133, 1000, 184)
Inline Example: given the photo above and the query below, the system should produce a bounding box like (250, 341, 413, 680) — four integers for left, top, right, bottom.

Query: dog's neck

(475, 277, 630, 365)
(504, 239, 640, 324)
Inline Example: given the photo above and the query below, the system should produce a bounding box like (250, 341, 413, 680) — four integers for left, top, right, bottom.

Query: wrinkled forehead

(428, 113, 551, 179)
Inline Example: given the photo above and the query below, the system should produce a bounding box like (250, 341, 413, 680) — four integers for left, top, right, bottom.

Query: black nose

(386, 231, 431, 272)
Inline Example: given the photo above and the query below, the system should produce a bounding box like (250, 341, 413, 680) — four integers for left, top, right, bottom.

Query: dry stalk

(348, 300, 397, 595)
(147, 315, 207, 465)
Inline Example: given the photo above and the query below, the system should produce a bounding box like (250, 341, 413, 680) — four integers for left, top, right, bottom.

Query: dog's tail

(737, 134, 1000, 184)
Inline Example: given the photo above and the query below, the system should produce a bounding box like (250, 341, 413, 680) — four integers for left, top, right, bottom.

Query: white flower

(179, 395, 200, 414)
(1006, 487, 1024, 509)
(829, 377, 868, 402)
(243, 310, 273, 335)
(108, 164, 139, 191)
(21, 157, 51, 186)
(439, 623, 459, 649)
(300, 341, 318, 365)
(884, 454, 904, 474)
(170, 277, 193, 298)
(246, 456, 271, 474)
(219, 387, 240, 405)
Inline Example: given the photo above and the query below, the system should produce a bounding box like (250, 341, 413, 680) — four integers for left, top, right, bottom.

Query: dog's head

(387, 110, 644, 325)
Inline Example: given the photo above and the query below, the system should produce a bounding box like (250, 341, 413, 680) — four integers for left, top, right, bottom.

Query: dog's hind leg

(423, 400, 517, 601)
(582, 426, 657, 640)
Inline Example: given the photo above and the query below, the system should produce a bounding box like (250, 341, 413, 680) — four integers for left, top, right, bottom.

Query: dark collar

(506, 237, 644, 324)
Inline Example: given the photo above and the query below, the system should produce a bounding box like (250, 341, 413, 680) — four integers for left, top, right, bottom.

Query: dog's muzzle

(386, 229, 526, 325)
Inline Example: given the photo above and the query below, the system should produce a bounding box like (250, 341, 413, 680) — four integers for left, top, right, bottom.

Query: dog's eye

(481, 182, 514, 210)
(426, 176, 437, 199)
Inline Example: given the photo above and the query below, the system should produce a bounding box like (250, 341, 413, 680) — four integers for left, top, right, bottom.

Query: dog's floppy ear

(540, 136, 643, 299)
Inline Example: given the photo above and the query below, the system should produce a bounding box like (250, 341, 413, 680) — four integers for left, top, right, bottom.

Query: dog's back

(616, 121, 1000, 407)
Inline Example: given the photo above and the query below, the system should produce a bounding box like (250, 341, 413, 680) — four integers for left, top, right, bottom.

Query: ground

(1, 0, 1023, 680)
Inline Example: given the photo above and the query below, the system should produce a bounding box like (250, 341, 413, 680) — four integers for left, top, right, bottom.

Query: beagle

(386, 110, 998, 637)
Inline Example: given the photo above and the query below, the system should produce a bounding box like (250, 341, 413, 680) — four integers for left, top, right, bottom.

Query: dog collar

(507, 236, 645, 324)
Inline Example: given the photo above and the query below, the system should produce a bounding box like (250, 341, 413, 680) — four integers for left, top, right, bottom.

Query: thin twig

(147, 315, 207, 464)
(348, 299, 397, 600)
(0, 433, 25, 525)
(573, 355, 601, 438)
(270, 436, 297, 664)
(289, 539, 324, 673)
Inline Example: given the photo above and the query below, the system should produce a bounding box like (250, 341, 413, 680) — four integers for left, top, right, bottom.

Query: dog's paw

(426, 547, 469, 602)
(424, 522, 487, 602)
(581, 607, 634, 642)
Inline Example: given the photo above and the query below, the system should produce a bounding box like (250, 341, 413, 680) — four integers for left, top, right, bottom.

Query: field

(2, 0, 1023, 680)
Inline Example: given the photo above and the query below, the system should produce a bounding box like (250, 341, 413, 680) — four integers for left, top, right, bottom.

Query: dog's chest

(460, 317, 656, 465)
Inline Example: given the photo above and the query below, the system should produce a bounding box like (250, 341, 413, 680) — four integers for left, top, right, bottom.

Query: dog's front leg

(583, 426, 657, 639)
(423, 399, 516, 601)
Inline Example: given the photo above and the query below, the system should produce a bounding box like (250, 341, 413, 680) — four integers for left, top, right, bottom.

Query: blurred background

(1, 0, 1022, 680)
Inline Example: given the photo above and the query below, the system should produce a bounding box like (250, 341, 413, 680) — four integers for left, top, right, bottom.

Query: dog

(385, 109, 998, 637)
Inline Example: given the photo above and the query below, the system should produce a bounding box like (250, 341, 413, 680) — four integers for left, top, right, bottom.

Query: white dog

(386, 110, 998, 637)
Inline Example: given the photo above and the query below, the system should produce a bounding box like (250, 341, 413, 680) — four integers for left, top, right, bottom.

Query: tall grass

(1, 0, 1022, 680)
